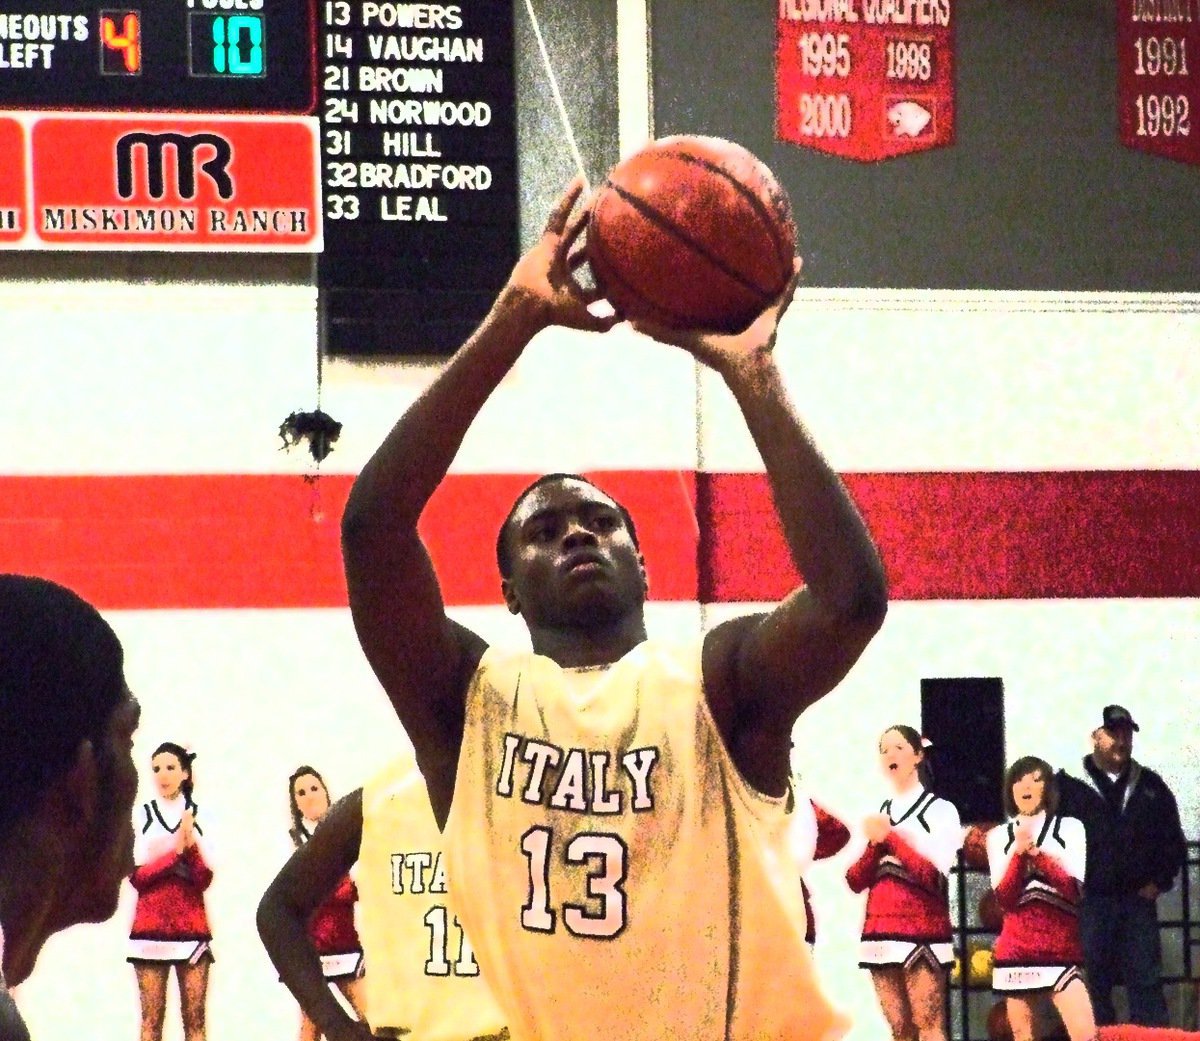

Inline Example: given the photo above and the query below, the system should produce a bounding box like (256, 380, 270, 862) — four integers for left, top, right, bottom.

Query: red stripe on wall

(0, 471, 1195, 609)
(0, 471, 698, 610)
(701, 471, 1200, 602)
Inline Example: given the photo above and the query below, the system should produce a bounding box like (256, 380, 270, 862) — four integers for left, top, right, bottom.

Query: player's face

(1011, 770, 1046, 816)
(878, 729, 922, 787)
(503, 479, 646, 628)
(152, 750, 188, 799)
(67, 689, 140, 925)
(1093, 724, 1133, 772)
(293, 774, 329, 821)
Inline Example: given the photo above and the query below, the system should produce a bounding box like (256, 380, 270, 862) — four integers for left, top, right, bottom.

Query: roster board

(317, 1, 519, 357)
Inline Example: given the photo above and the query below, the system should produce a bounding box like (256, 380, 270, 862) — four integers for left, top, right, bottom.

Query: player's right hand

(502, 177, 621, 334)
(630, 256, 803, 377)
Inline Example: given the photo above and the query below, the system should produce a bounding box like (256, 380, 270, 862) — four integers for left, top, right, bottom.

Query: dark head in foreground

(0, 574, 140, 990)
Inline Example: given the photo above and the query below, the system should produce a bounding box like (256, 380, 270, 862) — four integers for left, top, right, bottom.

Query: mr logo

(115, 132, 234, 201)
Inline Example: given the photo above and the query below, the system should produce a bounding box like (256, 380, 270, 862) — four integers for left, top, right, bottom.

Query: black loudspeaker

(920, 677, 1006, 825)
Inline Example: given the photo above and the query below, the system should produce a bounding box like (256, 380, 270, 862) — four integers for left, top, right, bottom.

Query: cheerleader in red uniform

(788, 781, 851, 946)
(847, 725, 962, 1041)
(286, 767, 367, 1041)
(987, 756, 1095, 1041)
(128, 743, 213, 1041)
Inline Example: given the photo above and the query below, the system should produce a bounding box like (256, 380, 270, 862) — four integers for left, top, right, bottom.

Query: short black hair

(1003, 755, 1059, 818)
(495, 473, 640, 578)
(0, 575, 125, 844)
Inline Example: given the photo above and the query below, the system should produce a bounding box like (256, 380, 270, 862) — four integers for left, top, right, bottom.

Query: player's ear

(47, 739, 102, 834)
(501, 577, 521, 615)
(637, 553, 648, 594)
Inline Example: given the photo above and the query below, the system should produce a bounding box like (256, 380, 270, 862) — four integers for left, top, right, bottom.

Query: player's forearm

(0, 990, 31, 1041)
(256, 890, 353, 1037)
(721, 355, 887, 625)
(343, 286, 548, 536)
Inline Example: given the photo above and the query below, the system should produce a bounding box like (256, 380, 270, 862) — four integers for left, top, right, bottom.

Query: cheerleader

(128, 743, 213, 1041)
(846, 725, 961, 1041)
(987, 756, 1095, 1041)
(286, 767, 367, 1041)
(788, 780, 851, 945)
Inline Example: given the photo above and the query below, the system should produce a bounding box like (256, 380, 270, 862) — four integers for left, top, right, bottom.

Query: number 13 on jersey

(520, 827, 629, 939)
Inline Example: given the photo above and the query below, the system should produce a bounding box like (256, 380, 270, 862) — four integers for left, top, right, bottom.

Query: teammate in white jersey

(340, 179, 888, 1040)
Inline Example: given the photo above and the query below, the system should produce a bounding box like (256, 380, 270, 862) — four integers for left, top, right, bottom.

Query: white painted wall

(5, 276, 1196, 1040)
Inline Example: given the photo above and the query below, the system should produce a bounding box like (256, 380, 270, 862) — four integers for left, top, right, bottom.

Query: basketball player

(340, 179, 888, 1040)
(258, 757, 507, 1041)
(0, 574, 141, 1041)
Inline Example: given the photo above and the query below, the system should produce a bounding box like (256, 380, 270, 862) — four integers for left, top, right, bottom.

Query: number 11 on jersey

(424, 905, 480, 976)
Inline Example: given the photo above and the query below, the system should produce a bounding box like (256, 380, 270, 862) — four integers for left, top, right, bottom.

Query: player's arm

(638, 268, 887, 794)
(341, 179, 617, 821)
(0, 989, 30, 1041)
(257, 790, 371, 1041)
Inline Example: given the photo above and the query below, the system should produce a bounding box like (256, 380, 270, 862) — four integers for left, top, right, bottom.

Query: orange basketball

(586, 135, 796, 334)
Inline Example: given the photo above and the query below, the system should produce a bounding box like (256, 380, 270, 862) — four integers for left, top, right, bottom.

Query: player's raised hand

(630, 256, 803, 376)
(504, 176, 621, 334)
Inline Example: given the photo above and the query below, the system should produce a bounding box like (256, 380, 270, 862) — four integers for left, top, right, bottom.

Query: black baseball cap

(1102, 704, 1140, 732)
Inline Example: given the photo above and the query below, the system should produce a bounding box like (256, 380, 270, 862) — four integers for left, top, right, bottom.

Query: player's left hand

(630, 256, 803, 376)
(1137, 882, 1161, 901)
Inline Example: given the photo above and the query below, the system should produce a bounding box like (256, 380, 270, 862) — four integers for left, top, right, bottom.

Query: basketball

(969, 947, 995, 985)
(586, 135, 796, 334)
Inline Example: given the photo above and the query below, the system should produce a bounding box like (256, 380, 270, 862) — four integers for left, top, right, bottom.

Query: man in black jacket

(1056, 704, 1187, 1027)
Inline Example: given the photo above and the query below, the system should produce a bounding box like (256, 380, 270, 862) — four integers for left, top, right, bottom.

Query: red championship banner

(0, 118, 26, 242)
(1117, 0, 1200, 165)
(776, 0, 955, 161)
(14, 114, 322, 251)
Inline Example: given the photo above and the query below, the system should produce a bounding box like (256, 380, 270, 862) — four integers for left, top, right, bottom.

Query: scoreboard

(0, 1, 521, 357)
(0, 0, 315, 111)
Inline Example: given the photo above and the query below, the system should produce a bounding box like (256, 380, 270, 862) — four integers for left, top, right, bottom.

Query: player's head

(151, 741, 195, 804)
(878, 724, 931, 789)
(0, 574, 140, 948)
(1003, 755, 1057, 818)
(496, 474, 647, 629)
(288, 765, 330, 840)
